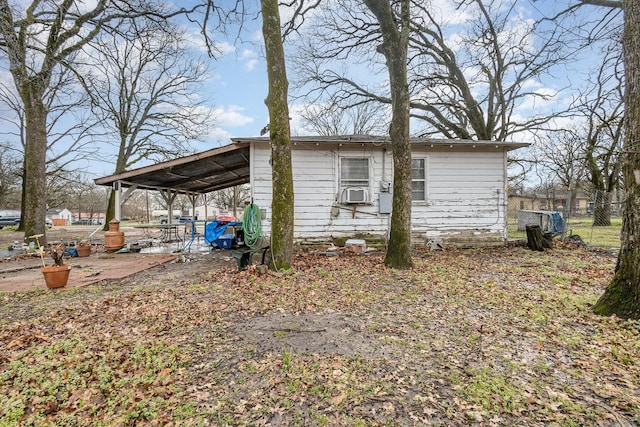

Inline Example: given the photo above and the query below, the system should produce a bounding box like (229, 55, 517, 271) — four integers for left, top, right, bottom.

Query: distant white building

(47, 208, 73, 225)
(188, 204, 219, 220)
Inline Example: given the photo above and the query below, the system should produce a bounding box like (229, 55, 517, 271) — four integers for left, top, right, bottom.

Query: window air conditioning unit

(344, 187, 369, 204)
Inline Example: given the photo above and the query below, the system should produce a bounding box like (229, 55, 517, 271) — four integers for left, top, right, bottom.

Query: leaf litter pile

(1, 245, 639, 426)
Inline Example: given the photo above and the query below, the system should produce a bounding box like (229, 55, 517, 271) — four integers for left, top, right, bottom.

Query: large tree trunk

(594, 0, 640, 319)
(385, 56, 413, 269)
(18, 157, 27, 232)
(22, 84, 48, 245)
(364, 0, 413, 269)
(261, 0, 294, 270)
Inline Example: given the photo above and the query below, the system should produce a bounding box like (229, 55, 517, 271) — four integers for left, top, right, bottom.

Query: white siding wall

(414, 150, 507, 244)
(251, 142, 508, 245)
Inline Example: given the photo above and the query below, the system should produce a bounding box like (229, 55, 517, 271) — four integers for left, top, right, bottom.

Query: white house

(232, 136, 528, 246)
(46, 208, 73, 225)
(96, 135, 528, 247)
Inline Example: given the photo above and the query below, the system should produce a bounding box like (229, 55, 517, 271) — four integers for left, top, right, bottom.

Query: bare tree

(210, 185, 251, 212)
(588, 0, 640, 318)
(0, 64, 100, 229)
(61, 172, 107, 224)
(79, 17, 215, 227)
(292, 0, 578, 142)
(0, 0, 214, 244)
(300, 102, 388, 136)
(578, 48, 624, 226)
(550, 0, 640, 317)
(0, 150, 21, 208)
(121, 191, 148, 222)
(533, 128, 589, 215)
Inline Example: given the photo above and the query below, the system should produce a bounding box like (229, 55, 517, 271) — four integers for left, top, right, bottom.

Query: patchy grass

(509, 217, 622, 248)
(568, 217, 622, 248)
(1, 244, 638, 426)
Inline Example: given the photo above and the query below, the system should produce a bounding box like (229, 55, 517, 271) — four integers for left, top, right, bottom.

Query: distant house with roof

(507, 193, 590, 218)
(47, 208, 74, 225)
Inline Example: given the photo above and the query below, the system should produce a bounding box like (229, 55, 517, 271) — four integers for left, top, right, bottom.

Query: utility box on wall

(379, 193, 392, 214)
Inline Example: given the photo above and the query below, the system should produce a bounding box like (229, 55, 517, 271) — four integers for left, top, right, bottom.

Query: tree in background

(210, 185, 251, 216)
(0, 150, 21, 208)
(79, 17, 214, 229)
(533, 128, 588, 215)
(292, 0, 577, 142)
(0, 63, 98, 230)
(579, 48, 624, 226)
(300, 102, 388, 136)
(0, 0, 207, 244)
(61, 172, 108, 224)
(120, 191, 149, 222)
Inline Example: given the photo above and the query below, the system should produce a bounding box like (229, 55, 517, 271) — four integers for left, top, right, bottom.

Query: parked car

(0, 212, 52, 229)
(0, 215, 20, 229)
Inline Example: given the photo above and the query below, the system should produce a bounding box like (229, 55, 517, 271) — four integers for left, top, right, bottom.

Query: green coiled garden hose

(242, 203, 262, 247)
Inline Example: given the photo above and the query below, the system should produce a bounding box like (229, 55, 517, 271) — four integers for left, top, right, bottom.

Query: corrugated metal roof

(94, 142, 250, 195)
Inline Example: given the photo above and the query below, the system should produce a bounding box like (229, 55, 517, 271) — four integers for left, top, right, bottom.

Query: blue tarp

(548, 212, 563, 233)
(204, 221, 239, 245)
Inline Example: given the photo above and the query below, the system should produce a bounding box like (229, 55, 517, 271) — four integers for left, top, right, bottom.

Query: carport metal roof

(94, 142, 250, 195)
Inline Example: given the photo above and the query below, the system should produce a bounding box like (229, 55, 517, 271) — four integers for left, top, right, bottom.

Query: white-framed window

(339, 157, 371, 203)
(340, 158, 370, 188)
(411, 158, 427, 201)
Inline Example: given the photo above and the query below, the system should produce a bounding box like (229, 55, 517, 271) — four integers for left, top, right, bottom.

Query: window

(340, 158, 370, 188)
(411, 158, 426, 201)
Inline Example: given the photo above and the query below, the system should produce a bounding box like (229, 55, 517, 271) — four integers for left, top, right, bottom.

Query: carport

(94, 142, 251, 221)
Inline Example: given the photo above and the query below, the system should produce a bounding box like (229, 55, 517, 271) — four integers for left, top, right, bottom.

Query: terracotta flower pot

(76, 244, 91, 257)
(41, 265, 71, 289)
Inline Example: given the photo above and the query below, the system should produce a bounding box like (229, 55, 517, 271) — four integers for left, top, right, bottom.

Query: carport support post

(113, 181, 121, 220)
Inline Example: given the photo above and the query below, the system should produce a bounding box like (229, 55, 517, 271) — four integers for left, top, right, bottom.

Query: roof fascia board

(231, 136, 529, 150)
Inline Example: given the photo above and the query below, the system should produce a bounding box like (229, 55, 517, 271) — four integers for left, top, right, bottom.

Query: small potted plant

(76, 240, 91, 257)
(31, 235, 71, 289)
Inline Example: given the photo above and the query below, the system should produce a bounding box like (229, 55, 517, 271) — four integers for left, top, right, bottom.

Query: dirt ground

(2, 233, 639, 426)
(0, 225, 236, 292)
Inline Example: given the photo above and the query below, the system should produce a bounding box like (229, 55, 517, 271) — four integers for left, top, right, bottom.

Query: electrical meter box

(379, 192, 392, 214)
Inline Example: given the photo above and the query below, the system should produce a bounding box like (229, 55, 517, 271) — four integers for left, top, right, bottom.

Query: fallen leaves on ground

(1, 245, 638, 426)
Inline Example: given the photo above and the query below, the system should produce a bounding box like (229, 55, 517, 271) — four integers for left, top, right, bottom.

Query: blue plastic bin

(214, 234, 235, 249)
